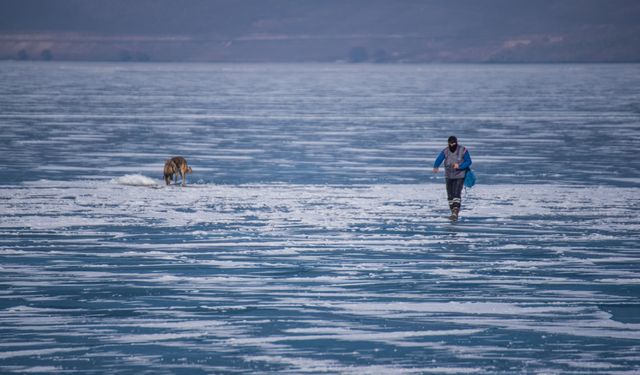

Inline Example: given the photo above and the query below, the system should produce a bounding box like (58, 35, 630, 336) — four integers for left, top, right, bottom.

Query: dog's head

(164, 160, 177, 175)
(186, 167, 193, 174)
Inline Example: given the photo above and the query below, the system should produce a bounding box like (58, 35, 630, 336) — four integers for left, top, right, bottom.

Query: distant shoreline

(2, 59, 639, 65)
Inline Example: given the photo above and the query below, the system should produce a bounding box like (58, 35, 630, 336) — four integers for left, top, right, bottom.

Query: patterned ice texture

(1, 62, 640, 374)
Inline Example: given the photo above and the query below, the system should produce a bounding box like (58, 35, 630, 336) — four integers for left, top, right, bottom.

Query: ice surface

(1, 179, 639, 373)
(1, 62, 639, 374)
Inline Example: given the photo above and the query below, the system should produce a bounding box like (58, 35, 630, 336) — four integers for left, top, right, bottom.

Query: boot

(449, 208, 459, 221)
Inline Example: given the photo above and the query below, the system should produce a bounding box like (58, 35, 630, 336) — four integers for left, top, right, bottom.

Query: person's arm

(433, 150, 445, 173)
(457, 150, 472, 170)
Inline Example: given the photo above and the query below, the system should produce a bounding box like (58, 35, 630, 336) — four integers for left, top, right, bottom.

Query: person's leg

(451, 178, 464, 219)
(445, 179, 455, 212)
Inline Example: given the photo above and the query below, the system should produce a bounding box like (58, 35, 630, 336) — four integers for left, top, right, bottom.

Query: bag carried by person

(464, 168, 476, 188)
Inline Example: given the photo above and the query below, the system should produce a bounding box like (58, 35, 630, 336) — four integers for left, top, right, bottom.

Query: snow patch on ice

(111, 174, 159, 187)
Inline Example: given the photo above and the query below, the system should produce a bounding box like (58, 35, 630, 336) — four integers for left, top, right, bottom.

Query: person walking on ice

(433, 135, 473, 221)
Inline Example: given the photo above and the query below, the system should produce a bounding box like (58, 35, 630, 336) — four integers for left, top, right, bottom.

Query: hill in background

(1, 0, 639, 63)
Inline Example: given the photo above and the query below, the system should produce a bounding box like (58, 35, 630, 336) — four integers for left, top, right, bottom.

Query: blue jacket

(434, 147, 472, 170)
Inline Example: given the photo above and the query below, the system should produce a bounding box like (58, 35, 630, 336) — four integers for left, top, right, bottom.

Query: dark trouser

(446, 178, 464, 211)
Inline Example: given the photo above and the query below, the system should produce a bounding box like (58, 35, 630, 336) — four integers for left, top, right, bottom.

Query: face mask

(448, 143, 458, 152)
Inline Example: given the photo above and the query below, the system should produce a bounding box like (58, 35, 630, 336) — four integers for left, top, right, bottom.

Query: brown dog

(163, 156, 193, 186)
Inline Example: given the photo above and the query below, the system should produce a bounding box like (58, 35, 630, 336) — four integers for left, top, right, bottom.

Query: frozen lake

(1, 62, 640, 373)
